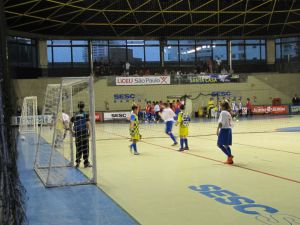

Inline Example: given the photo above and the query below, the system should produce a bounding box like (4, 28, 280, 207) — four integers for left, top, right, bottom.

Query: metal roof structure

(4, 0, 300, 38)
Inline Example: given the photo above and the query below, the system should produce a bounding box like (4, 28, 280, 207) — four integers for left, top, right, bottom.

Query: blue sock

(132, 143, 137, 153)
(218, 144, 230, 157)
(180, 138, 184, 149)
(184, 139, 188, 148)
(169, 133, 176, 143)
(227, 146, 232, 156)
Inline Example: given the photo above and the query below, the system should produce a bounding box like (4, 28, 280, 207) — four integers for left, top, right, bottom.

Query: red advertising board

(95, 112, 103, 122)
(252, 105, 288, 115)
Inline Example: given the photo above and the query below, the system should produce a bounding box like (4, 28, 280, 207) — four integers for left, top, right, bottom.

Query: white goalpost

(34, 76, 97, 187)
(19, 96, 38, 140)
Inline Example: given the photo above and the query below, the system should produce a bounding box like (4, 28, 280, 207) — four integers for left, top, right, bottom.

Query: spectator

(292, 94, 300, 105)
(215, 57, 222, 73)
(246, 98, 252, 117)
(207, 97, 215, 118)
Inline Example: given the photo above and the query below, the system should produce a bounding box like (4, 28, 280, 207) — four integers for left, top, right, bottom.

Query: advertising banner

(116, 76, 170, 86)
(252, 105, 289, 115)
(189, 74, 231, 84)
(290, 105, 300, 114)
(103, 111, 131, 121)
(95, 112, 103, 122)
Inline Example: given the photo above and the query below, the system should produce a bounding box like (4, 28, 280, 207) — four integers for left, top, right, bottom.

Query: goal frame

(34, 76, 97, 188)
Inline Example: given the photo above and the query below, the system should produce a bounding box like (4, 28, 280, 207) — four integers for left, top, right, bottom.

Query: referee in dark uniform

(70, 101, 92, 168)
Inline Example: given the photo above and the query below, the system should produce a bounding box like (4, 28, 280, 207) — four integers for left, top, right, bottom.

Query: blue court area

(17, 135, 138, 225)
(276, 126, 300, 132)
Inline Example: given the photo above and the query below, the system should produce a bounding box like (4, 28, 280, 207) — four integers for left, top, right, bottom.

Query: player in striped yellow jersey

(176, 105, 190, 151)
(129, 105, 140, 155)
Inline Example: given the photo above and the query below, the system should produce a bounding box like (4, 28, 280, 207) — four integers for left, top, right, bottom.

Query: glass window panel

(109, 40, 126, 45)
(8, 43, 18, 65)
(127, 46, 144, 63)
(72, 47, 88, 63)
(212, 40, 226, 45)
(92, 40, 108, 45)
(245, 40, 260, 44)
(275, 38, 281, 43)
(145, 40, 159, 45)
(261, 46, 266, 60)
(281, 37, 300, 43)
(246, 45, 260, 60)
(179, 40, 195, 45)
(19, 45, 35, 66)
(180, 46, 195, 62)
(167, 40, 178, 45)
(196, 40, 211, 45)
(47, 47, 53, 63)
(145, 46, 160, 62)
(231, 40, 244, 45)
(52, 40, 71, 45)
(275, 44, 281, 60)
(196, 47, 212, 62)
(47, 40, 52, 45)
(164, 46, 179, 62)
(53, 47, 71, 62)
(282, 42, 298, 61)
(127, 40, 144, 45)
(8, 36, 17, 42)
(17, 37, 32, 44)
(260, 40, 265, 44)
(109, 46, 126, 63)
(72, 40, 88, 45)
(213, 45, 227, 60)
(92, 45, 109, 62)
(232, 45, 245, 61)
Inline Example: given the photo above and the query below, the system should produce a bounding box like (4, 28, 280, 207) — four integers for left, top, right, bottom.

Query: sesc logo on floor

(189, 184, 300, 225)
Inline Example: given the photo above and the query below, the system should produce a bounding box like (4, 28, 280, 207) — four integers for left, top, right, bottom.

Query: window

(213, 45, 227, 60)
(180, 46, 195, 62)
(8, 36, 37, 67)
(53, 47, 71, 63)
(246, 45, 260, 60)
(164, 46, 179, 62)
(127, 46, 144, 63)
(72, 47, 88, 63)
(109, 46, 126, 64)
(145, 46, 160, 62)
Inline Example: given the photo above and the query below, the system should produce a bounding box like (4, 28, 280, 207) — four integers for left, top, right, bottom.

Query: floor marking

(197, 136, 300, 155)
(102, 130, 300, 184)
(141, 140, 300, 185)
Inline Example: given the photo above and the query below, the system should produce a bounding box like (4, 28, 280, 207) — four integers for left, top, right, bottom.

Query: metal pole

(88, 40, 94, 74)
(229, 41, 233, 73)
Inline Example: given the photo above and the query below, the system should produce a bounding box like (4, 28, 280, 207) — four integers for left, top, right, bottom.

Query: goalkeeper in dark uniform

(129, 105, 140, 155)
(70, 101, 92, 168)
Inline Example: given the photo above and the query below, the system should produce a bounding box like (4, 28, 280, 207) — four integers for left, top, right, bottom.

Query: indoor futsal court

(1, 1, 300, 225)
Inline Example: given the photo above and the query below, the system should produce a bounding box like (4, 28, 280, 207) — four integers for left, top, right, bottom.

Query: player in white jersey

(62, 110, 70, 139)
(216, 101, 234, 164)
(159, 103, 178, 146)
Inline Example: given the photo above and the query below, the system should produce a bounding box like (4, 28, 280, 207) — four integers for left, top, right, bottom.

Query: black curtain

(0, 1, 27, 224)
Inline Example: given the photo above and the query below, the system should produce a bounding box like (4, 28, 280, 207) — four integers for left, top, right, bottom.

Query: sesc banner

(116, 76, 170, 86)
(103, 111, 131, 121)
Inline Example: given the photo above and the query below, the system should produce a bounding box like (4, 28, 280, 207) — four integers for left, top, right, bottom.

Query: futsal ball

(20, 135, 26, 141)
(236, 120, 239, 122)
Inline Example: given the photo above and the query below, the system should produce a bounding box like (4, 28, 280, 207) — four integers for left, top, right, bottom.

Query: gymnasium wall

(12, 73, 300, 113)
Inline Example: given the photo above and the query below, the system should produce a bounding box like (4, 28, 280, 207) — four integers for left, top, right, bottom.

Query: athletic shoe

(183, 147, 189, 150)
(172, 142, 178, 146)
(134, 152, 140, 155)
(84, 162, 93, 168)
(75, 163, 80, 168)
(224, 156, 234, 164)
(178, 148, 184, 152)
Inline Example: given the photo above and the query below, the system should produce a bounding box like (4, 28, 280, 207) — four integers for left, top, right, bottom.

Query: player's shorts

(165, 121, 174, 134)
(217, 128, 232, 146)
(131, 133, 140, 141)
(179, 127, 188, 137)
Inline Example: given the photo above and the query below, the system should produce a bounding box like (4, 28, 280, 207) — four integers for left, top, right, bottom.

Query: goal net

(19, 96, 38, 138)
(34, 76, 97, 187)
